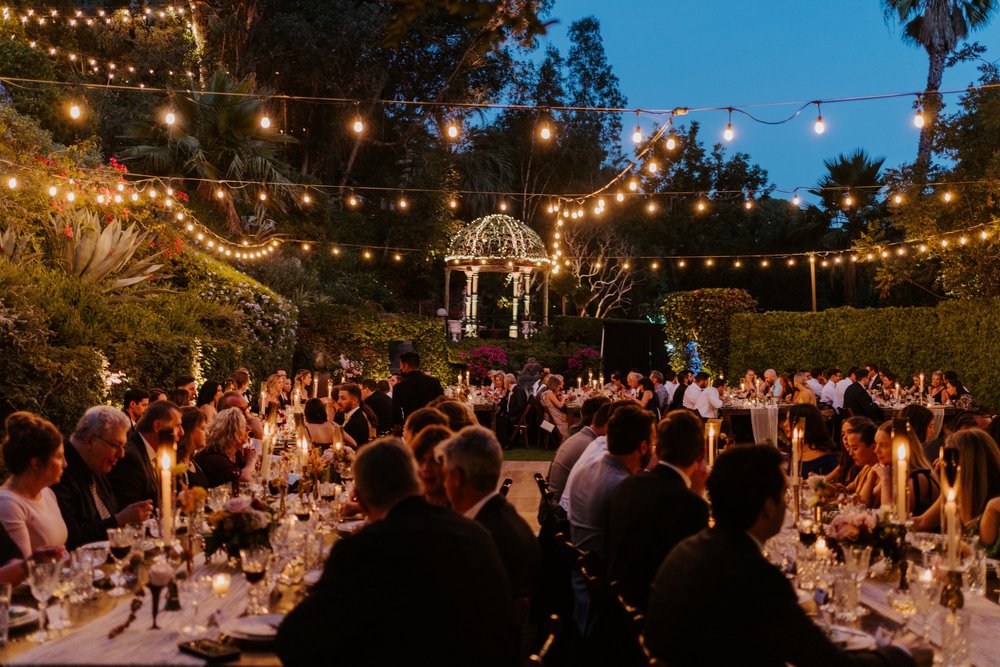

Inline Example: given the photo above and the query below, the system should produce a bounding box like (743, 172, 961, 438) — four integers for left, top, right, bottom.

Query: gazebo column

(470, 268, 480, 337)
(509, 272, 521, 338)
(543, 271, 549, 327)
(522, 270, 532, 338)
(463, 269, 474, 337)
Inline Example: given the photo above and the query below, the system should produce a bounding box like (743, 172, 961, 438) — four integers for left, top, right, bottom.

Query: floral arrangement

(177, 487, 207, 514)
(806, 474, 840, 507)
(566, 346, 601, 373)
(825, 505, 906, 564)
(458, 345, 508, 384)
(339, 354, 364, 380)
(204, 496, 271, 560)
(299, 447, 338, 492)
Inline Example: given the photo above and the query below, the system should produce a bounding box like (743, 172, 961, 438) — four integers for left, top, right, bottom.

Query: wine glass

(909, 565, 943, 641)
(27, 560, 60, 642)
(909, 531, 944, 567)
(180, 576, 213, 636)
(106, 526, 135, 597)
(239, 546, 272, 615)
(797, 518, 818, 547)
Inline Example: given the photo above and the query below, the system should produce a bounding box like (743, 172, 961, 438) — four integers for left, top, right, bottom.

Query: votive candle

(212, 573, 231, 596)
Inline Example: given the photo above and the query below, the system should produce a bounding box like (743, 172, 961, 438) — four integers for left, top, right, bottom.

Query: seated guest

(294, 369, 314, 399)
(943, 370, 973, 405)
(441, 426, 542, 625)
(174, 375, 197, 406)
(784, 404, 840, 477)
(807, 368, 826, 397)
(683, 372, 707, 411)
(825, 416, 872, 486)
(669, 370, 693, 411)
(402, 407, 450, 443)
(928, 370, 947, 404)
(792, 373, 816, 405)
(497, 373, 528, 447)
(695, 377, 725, 419)
(559, 401, 631, 510)
(913, 429, 1000, 532)
(148, 387, 167, 403)
(122, 388, 149, 432)
(361, 379, 394, 435)
(303, 398, 354, 450)
(276, 438, 514, 667)
(335, 383, 374, 447)
(820, 368, 841, 407)
(217, 391, 264, 441)
(900, 404, 936, 463)
(0, 413, 68, 557)
(545, 396, 610, 517)
(166, 388, 190, 408)
(52, 407, 153, 549)
(842, 366, 884, 421)
(195, 408, 258, 490)
(177, 407, 210, 491)
(409, 425, 454, 506)
(608, 410, 709, 610)
(429, 398, 477, 433)
(196, 380, 224, 422)
(649, 371, 670, 415)
(860, 421, 938, 514)
(645, 445, 919, 667)
(230, 368, 251, 403)
(107, 400, 182, 511)
(637, 377, 660, 418)
(568, 405, 655, 634)
(533, 375, 567, 441)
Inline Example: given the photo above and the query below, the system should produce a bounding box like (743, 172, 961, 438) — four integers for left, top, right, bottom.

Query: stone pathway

(499, 459, 550, 533)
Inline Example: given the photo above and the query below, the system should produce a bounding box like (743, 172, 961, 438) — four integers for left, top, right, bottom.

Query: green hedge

(728, 298, 1000, 410)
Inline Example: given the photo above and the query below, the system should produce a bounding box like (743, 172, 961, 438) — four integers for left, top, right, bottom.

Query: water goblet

(239, 546, 272, 615)
(180, 576, 213, 636)
(107, 526, 135, 597)
(26, 560, 60, 643)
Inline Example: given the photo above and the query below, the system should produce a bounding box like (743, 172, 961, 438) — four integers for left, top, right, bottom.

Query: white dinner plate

(9, 605, 39, 629)
(335, 520, 365, 534)
(829, 625, 876, 651)
(80, 540, 109, 550)
(230, 614, 284, 640)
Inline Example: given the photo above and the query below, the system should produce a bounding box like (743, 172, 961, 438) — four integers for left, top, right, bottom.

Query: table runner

(750, 405, 780, 445)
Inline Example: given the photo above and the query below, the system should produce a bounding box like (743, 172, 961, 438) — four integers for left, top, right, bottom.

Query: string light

(665, 128, 678, 151)
(6, 176, 16, 189)
(498, 200, 508, 212)
(68, 101, 82, 120)
(943, 191, 954, 203)
(302, 193, 311, 204)
(792, 193, 801, 206)
(696, 199, 706, 212)
(647, 160, 657, 174)
(813, 103, 825, 135)
(260, 115, 271, 129)
(913, 96, 925, 128)
(631, 113, 642, 144)
(164, 109, 176, 126)
(843, 194, 853, 207)
(347, 193, 358, 207)
(538, 119, 552, 141)
(352, 103, 364, 134)
(445, 121, 460, 139)
(893, 193, 904, 205)
(398, 194, 408, 209)
(627, 178, 638, 192)
(616, 192, 625, 202)
(449, 197, 458, 209)
(723, 108, 734, 142)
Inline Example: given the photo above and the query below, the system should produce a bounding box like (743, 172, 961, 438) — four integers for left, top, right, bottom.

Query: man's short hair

(409, 425, 453, 462)
(432, 399, 476, 431)
(72, 405, 131, 443)
(231, 369, 250, 387)
(707, 445, 786, 532)
(650, 371, 664, 383)
(217, 391, 248, 412)
(136, 400, 179, 433)
(123, 388, 149, 411)
(353, 437, 421, 509)
(712, 378, 726, 389)
(811, 368, 824, 378)
(580, 396, 611, 426)
(148, 388, 167, 402)
(399, 351, 420, 368)
(695, 371, 710, 382)
(361, 379, 378, 392)
(827, 368, 841, 378)
(607, 405, 655, 456)
(656, 410, 704, 466)
(339, 383, 363, 402)
(404, 407, 450, 436)
(440, 426, 503, 494)
(376, 380, 391, 393)
(174, 375, 196, 388)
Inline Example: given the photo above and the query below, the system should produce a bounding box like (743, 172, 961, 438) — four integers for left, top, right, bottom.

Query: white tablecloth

(750, 405, 780, 445)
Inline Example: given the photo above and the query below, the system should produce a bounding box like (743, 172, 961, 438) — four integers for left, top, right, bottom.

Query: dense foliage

(662, 289, 757, 375)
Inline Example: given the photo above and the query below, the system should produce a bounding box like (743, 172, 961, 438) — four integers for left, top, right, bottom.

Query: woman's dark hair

(433, 400, 476, 432)
(638, 377, 654, 393)
(196, 381, 223, 408)
(900, 404, 933, 444)
(943, 370, 969, 394)
(166, 388, 189, 406)
(148, 387, 167, 402)
(409, 425, 453, 462)
(404, 408, 449, 437)
(304, 398, 328, 424)
(177, 407, 208, 461)
(708, 445, 786, 531)
(787, 403, 835, 453)
(2, 412, 63, 475)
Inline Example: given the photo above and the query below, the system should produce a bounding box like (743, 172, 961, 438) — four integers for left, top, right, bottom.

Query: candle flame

(897, 444, 907, 461)
(947, 488, 956, 502)
(160, 452, 171, 470)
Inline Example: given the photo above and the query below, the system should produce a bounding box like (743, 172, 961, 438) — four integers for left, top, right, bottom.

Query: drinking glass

(107, 526, 135, 597)
(909, 565, 942, 641)
(908, 531, 944, 567)
(962, 538, 987, 597)
(239, 546, 272, 615)
(797, 518, 818, 547)
(27, 560, 60, 643)
(180, 576, 212, 636)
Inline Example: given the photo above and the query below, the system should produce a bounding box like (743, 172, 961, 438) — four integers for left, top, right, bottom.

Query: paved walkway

(499, 460, 550, 533)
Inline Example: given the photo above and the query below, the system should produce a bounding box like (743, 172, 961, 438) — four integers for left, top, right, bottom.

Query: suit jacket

(363, 391, 394, 434)
(341, 408, 372, 447)
(645, 527, 914, 667)
(52, 443, 120, 550)
(501, 385, 528, 425)
(475, 494, 542, 602)
(843, 382, 883, 421)
(276, 496, 515, 667)
(607, 464, 708, 609)
(106, 430, 160, 511)
(391, 370, 444, 424)
(668, 383, 689, 411)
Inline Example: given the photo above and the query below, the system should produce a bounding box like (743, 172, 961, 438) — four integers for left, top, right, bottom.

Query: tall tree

(882, 0, 997, 172)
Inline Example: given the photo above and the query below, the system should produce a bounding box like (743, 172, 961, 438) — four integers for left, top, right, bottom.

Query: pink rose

(225, 497, 252, 513)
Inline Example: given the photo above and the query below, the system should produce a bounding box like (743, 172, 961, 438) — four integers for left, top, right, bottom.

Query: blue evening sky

(544, 0, 1000, 200)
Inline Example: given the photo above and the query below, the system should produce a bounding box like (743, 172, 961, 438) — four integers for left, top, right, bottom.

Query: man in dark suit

(441, 426, 542, 625)
(121, 388, 149, 434)
(391, 351, 444, 425)
(843, 366, 884, 422)
(497, 373, 528, 448)
(334, 383, 372, 447)
(361, 379, 394, 435)
(54, 406, 153, 549)
(608, 410, 709, 609)
(276, 438, 514, 667)
(107, 400, 182, 511)
(644, 445, 923, 667)
(668, 369, 694, 411)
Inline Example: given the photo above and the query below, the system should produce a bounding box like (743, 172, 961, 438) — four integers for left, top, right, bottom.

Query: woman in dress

(196, 380, 224, 422)
(792, 373, 816, 405)
(784, 404, 839, 477)
(409, 425, 454, 507)
(0, 412, 68, 558)
(177, 407, 210, 490)
(928, 371, 948, 405)
(303, 398, 354, 450)
(539, 375, 569, 440)
(913, 429, 1000, 531)
(294, 369, 314, 400)
(943, 370, 973, 405)
(825, 416, 875, 487)
(637, 377, 660, 419)
(194, 408, 259, 490)
(860, 421, 939, 514)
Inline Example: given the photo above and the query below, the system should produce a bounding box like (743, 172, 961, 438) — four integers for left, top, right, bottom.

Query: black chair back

(499, 477, 513, 497)
(524, 614, 561, 666)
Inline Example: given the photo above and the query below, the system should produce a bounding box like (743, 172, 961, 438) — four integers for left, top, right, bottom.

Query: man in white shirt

(661, 370, 679, 410)
(834, 368, 858, 411)
(806, 368, 825, 397)
(696, 378, 725, 419)
(683, 372, 708, 411)
(820, 368, 841, 406)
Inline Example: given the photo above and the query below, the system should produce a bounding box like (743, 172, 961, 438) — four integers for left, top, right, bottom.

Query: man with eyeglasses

(107, 401, 183, 512)
(52, 406, 154, 550)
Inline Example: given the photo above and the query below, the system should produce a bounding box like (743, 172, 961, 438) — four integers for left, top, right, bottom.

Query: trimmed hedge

(728, 299, 1000, 410)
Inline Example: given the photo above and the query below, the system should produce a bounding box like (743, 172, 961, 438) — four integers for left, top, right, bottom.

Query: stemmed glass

(909, 531, 944, 567)
(839, 545, 872, 621)
(107, 526, 135, 597)
(240, 546, 272, 615)
(909, 565, 943, 641)
(180, 576, 213, 636)
(26, 560, 61, 643)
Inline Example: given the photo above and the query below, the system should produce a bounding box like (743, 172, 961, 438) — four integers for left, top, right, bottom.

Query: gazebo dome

(445, 214, 550, 268)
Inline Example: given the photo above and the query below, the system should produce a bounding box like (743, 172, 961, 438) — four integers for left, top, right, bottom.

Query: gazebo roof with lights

(445, 214, 550, 269)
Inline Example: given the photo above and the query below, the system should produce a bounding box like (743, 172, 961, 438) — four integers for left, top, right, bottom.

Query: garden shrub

(663, 288, 757, 374)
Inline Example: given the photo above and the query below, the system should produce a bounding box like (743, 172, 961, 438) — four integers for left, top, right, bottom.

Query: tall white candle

(159, 451, 173, 542)
(945, 488, 959, 568)
(791, 425, 802, 486)
(313, 373, 319, 398)
(896, 443, 908, 521)
(260, 422, 272, 482)
(707, 425, 716, 468)
(919, 373, 925, 399)
(895, 382, 900, 403)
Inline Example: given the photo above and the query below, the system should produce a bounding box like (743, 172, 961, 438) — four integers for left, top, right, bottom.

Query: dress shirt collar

(345, 406, 360, 421)
(658, 461, 692, 488)
(747, 531, 765, 552)
(463, 490, 500, 519)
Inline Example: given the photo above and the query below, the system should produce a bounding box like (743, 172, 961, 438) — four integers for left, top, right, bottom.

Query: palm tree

(121, 71, 297, 234)
(882, 0, 997, 172)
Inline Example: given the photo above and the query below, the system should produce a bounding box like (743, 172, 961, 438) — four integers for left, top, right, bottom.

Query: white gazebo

(444, 214, 551, 339)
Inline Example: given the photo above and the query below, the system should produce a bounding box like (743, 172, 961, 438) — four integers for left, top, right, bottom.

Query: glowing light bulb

(69, 103, 81, 120)
(647, 161, 657, 174)
(651, 261, 659, 270)
(843, 195, 853, 207)
(398, 196, 408, 209)
(647, 202, 656, 213)
(67, 191, 75, 202)
(814, 115, 825, 134)
(913, 111, 925, 128)
(616, 192, 625, 202)
(723, 123, 734, 142)
(539, 123, 552, 140)
(302, 194, 311, 204)
(665, 130, 677, 151)
(448, 198, 458, 209)
(632, 125, 642, 144)
(628, 179, 638, 192)
(301, 243, 310, 251)
(943, 191, 954, 203)
(696, 200, 706, 212)
(761, 259, 769, 268)
(348, 195, 358, 207)
(734, 260, 742, 268)
(744, 199, 753, 210)
(48, 186, 57, 197)
(446, 123, 459, 139)
(394, 253, 402, 261)
(216, 189, 225, 199)
(792, 194, 801, 206)
(959, 236, 968, 245)
(677, 260, 685, 268)
(981, 230, 989, 240)
(130, 192, 139, 202)
(6, 177, 15, 189)
(352, 117, 364, 134)
(260, 115, 271, 129)
(499, 201, 507, 211)
(116, 183, 125, 192)
(259, 191, 267, 202)
(893, 194, 903, 205)
(164, 111, 176, 126)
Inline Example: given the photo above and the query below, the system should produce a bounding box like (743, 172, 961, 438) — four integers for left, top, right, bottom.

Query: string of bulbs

(2, 4, 191, 27)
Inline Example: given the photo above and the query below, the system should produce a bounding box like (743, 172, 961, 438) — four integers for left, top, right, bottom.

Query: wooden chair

(533, 472, 553, 504)
(499, 477, 513, 497)
(524, 614, 561, 666)
(511, 399, 535, 449)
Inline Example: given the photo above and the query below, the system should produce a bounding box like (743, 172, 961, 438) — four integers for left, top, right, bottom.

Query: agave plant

(47, 209, 170, 301)
(0, 227, 38, 263)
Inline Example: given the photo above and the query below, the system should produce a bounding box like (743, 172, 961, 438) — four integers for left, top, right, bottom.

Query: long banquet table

(1, 555, 295, 665)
